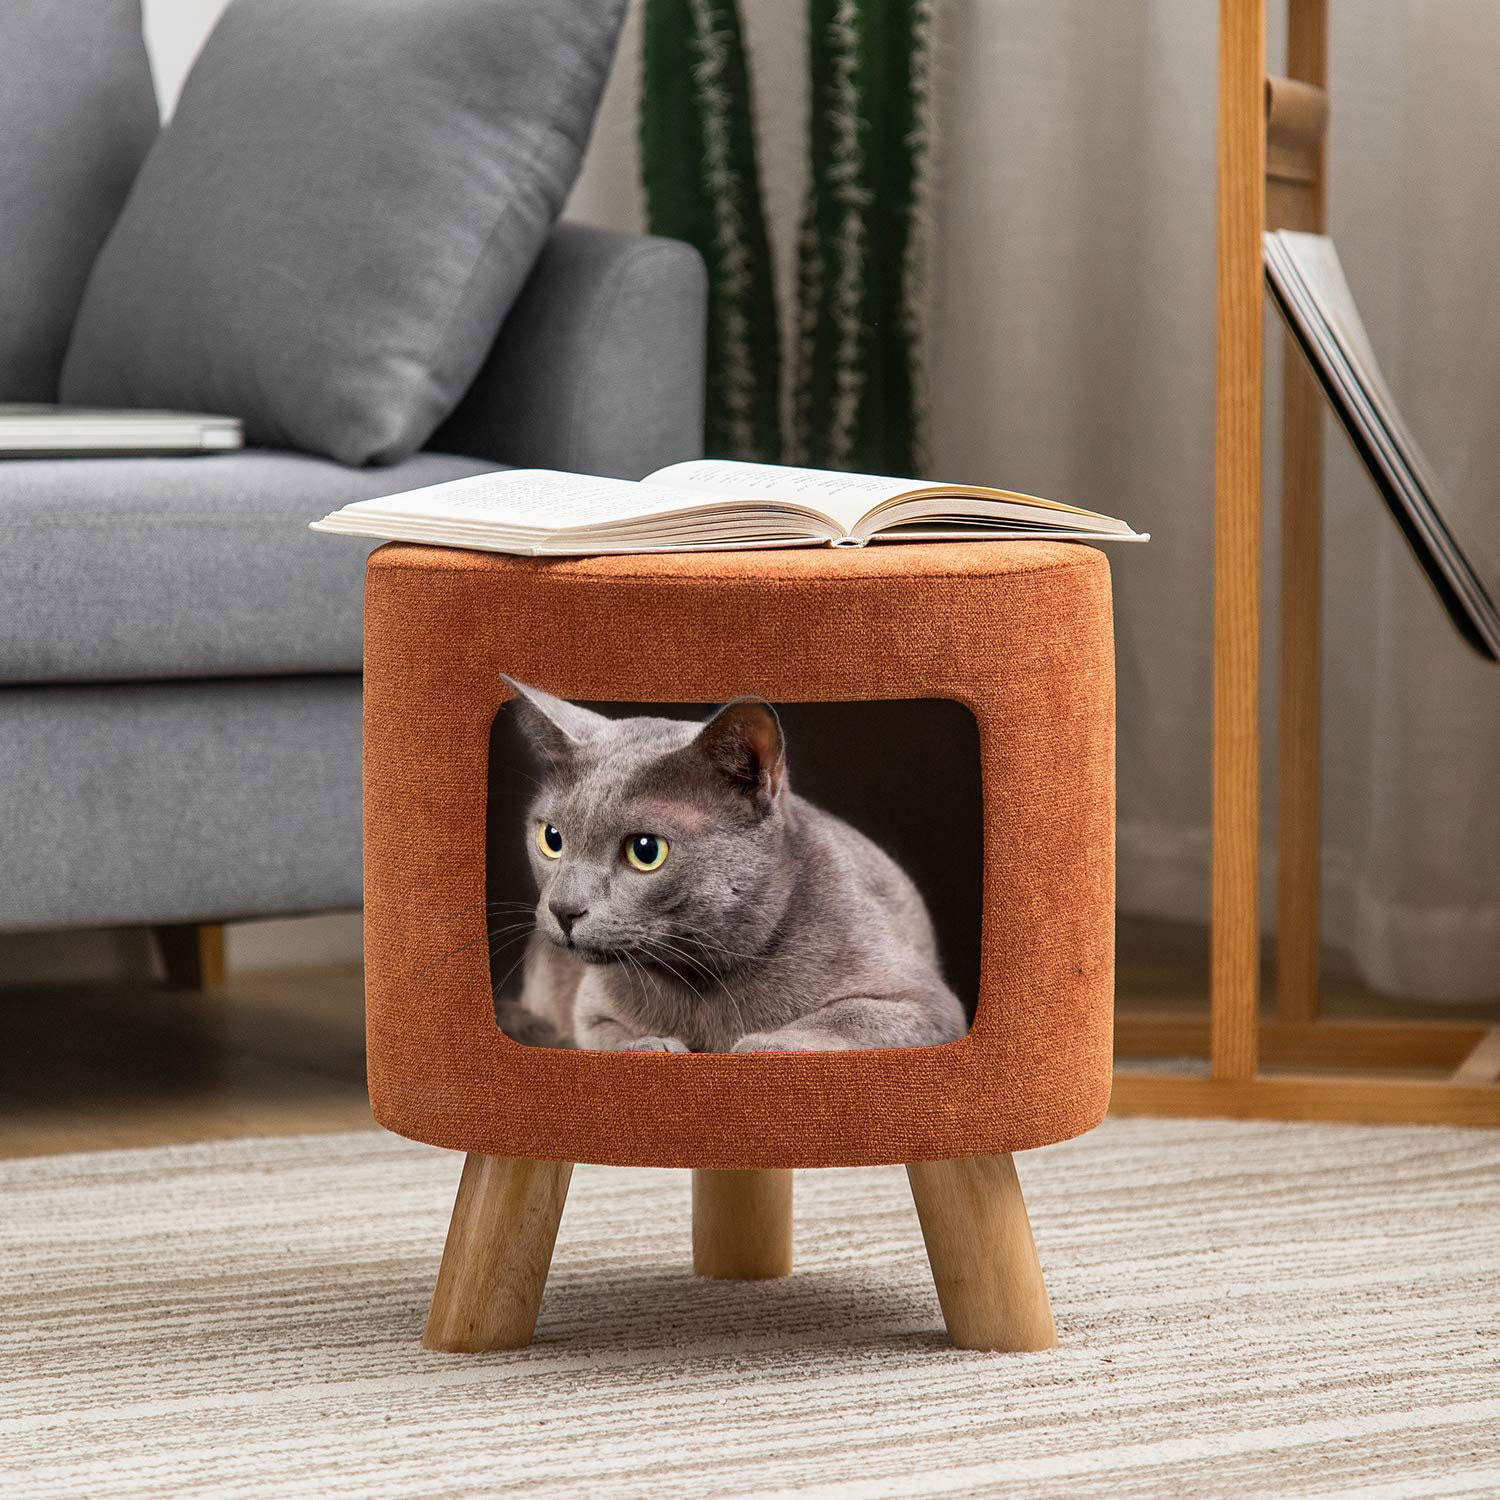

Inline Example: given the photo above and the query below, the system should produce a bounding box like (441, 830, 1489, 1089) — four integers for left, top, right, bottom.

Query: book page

(648, 460, 919, 532)
(339, 469, 748, 531)
(647, 458, 1114, 530)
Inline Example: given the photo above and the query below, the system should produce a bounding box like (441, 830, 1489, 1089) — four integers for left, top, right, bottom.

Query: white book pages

(649, 460, 920, 531)
(312, 461, 1145, 556)
(330, 470, 837, 538)
(648, 459, 1108, 533)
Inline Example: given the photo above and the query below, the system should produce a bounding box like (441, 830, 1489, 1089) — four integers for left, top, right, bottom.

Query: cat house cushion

(0, 0, 158, 399)
(60, 0, 626, 467)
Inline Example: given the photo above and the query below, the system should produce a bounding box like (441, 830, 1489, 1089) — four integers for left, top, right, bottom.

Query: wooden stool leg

(906, 1153, 1057, 1352)
(692, 1168, 793, 1279)
(423, 1153, 573, 1352)
(152, 923, 226, 990)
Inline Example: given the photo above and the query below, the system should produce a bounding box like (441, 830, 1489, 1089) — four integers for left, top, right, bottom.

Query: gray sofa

(1, 228, 705, 934)
(1, 6, 706, 958)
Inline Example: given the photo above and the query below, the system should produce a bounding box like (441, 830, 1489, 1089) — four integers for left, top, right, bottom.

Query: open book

(309, 460, 1147, 556)
(1264, 230, 1499, 661)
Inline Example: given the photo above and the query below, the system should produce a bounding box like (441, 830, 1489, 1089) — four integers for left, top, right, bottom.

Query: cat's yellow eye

(536, 821, 564, 859)
(624, 833, 669, 872)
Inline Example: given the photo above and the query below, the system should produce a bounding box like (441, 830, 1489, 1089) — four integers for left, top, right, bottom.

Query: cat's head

(503, 677, 789, 971)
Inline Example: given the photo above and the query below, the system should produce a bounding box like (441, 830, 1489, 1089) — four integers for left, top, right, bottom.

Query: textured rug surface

(3, 1118, 1498, 1498)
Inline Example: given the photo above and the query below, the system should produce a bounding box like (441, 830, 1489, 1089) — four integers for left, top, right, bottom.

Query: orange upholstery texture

(363, 542, 1115, 1169)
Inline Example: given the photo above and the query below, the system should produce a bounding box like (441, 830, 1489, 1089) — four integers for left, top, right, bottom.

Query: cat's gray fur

(497, 678, 967, 1053)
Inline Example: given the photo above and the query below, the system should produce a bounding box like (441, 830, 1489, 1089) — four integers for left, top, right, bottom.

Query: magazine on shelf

(1264, 229, 1499, 661)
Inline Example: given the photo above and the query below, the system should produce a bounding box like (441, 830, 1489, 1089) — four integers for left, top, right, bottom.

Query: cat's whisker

(621, 950, 663, 1006)
(640, 934, 755, 1038)
(413, 921, 536, 980)
(630, 954, 660, 1002)
(640, 934, 709, 981)
(415, 901, 538, 922)
(679, 934, 757, 972)
(421, 898, 536, 909)
(663, 920, 765, 966)
(489, 939, 533, 1000)
(500, 767, 549, 795)
(657, 930, 756, 978)
(415, 934, 498, 975)
(640, 945, 707, 1006)
(482, 922, 541, 943)
(650, 933, 757, 1036)
(651, 937, 731, 991)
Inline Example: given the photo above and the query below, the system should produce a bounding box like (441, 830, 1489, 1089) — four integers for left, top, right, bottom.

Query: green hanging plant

(640, 0, 782, 462)
(793, 0, 931, 474)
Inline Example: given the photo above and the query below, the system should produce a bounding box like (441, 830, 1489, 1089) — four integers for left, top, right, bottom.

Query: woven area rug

(4, 1118, 1498, 1497)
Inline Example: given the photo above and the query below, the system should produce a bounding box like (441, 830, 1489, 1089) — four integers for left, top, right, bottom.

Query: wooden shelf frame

(1111, 0, 1500, 1127)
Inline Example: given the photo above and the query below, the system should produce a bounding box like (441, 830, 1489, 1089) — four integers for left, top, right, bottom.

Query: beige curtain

(571, 0, 1500, 1000)
(920, 0, 1500, 1001)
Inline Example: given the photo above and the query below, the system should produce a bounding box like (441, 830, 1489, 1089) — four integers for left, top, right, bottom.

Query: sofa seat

(0, 448, 495, 684)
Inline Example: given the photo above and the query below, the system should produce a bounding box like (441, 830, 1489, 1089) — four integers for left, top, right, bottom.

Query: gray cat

(495, 678, 968, 1053)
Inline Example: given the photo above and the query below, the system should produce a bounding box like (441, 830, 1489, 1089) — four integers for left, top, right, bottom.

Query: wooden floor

(0, 963, 373, 1159)
(1112, 915, 1500, 1038)
(1, 920, 1495, 1160)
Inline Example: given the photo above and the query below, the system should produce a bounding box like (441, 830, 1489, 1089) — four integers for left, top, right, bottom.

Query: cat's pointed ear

(501, 676, 607, 766)
(694, 697, 786, 813)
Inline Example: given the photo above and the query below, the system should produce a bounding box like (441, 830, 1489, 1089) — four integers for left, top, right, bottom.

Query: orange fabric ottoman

(363, 541, 1115, 1352)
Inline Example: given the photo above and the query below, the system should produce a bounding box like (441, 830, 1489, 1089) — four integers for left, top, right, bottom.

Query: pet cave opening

(485, 694, 982, 1054)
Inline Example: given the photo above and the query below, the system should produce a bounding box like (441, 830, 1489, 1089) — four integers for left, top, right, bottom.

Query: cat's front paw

(620, 1035, 691, 1053)
(731, 1032, 809, 1053)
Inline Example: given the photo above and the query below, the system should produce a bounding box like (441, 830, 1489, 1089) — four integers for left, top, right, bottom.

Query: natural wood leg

(152, 923, 226, 990)
(1453, 1027, 1500, 1085)
(906, 1154, 1056, 1352)
(423, 1153, 573, 1352)
(692, 1169, 793, 1279)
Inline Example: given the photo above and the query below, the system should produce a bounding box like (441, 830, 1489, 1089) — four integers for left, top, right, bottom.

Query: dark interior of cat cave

(485, 696, 982, 1053)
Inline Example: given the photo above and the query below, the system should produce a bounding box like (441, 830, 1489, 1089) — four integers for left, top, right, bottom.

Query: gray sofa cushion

(0, 450, 493, 684)
(0, 677, 364, 929)
(435, 224, 708, 480)
(0, 0, 157, 400)
(60, 0, 626, 467)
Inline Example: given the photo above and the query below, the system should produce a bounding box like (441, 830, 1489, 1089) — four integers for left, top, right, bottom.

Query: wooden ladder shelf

(1109, 0, 1500, 1127)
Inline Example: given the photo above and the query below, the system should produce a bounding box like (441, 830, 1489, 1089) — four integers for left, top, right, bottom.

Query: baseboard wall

(0, 913, 364, 985)
(226, 913, 364, 972)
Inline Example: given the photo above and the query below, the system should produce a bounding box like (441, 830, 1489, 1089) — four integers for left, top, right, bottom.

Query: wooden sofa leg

(692, 1169, 793, 1279)
(152, 923, 226, 990)
(906, 1153, 1057, 1352)
(423, 1153, 573, 1352)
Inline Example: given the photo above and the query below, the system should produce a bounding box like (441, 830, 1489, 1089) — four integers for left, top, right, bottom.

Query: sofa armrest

(431, 222, 708, 479)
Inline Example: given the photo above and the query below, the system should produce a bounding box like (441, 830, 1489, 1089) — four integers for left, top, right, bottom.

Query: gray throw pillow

(0, 0, 158, 400)
(61, 0, 625, 466)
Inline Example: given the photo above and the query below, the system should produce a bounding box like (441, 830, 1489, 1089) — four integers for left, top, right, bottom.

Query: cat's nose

(549, 899, 588, 937)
